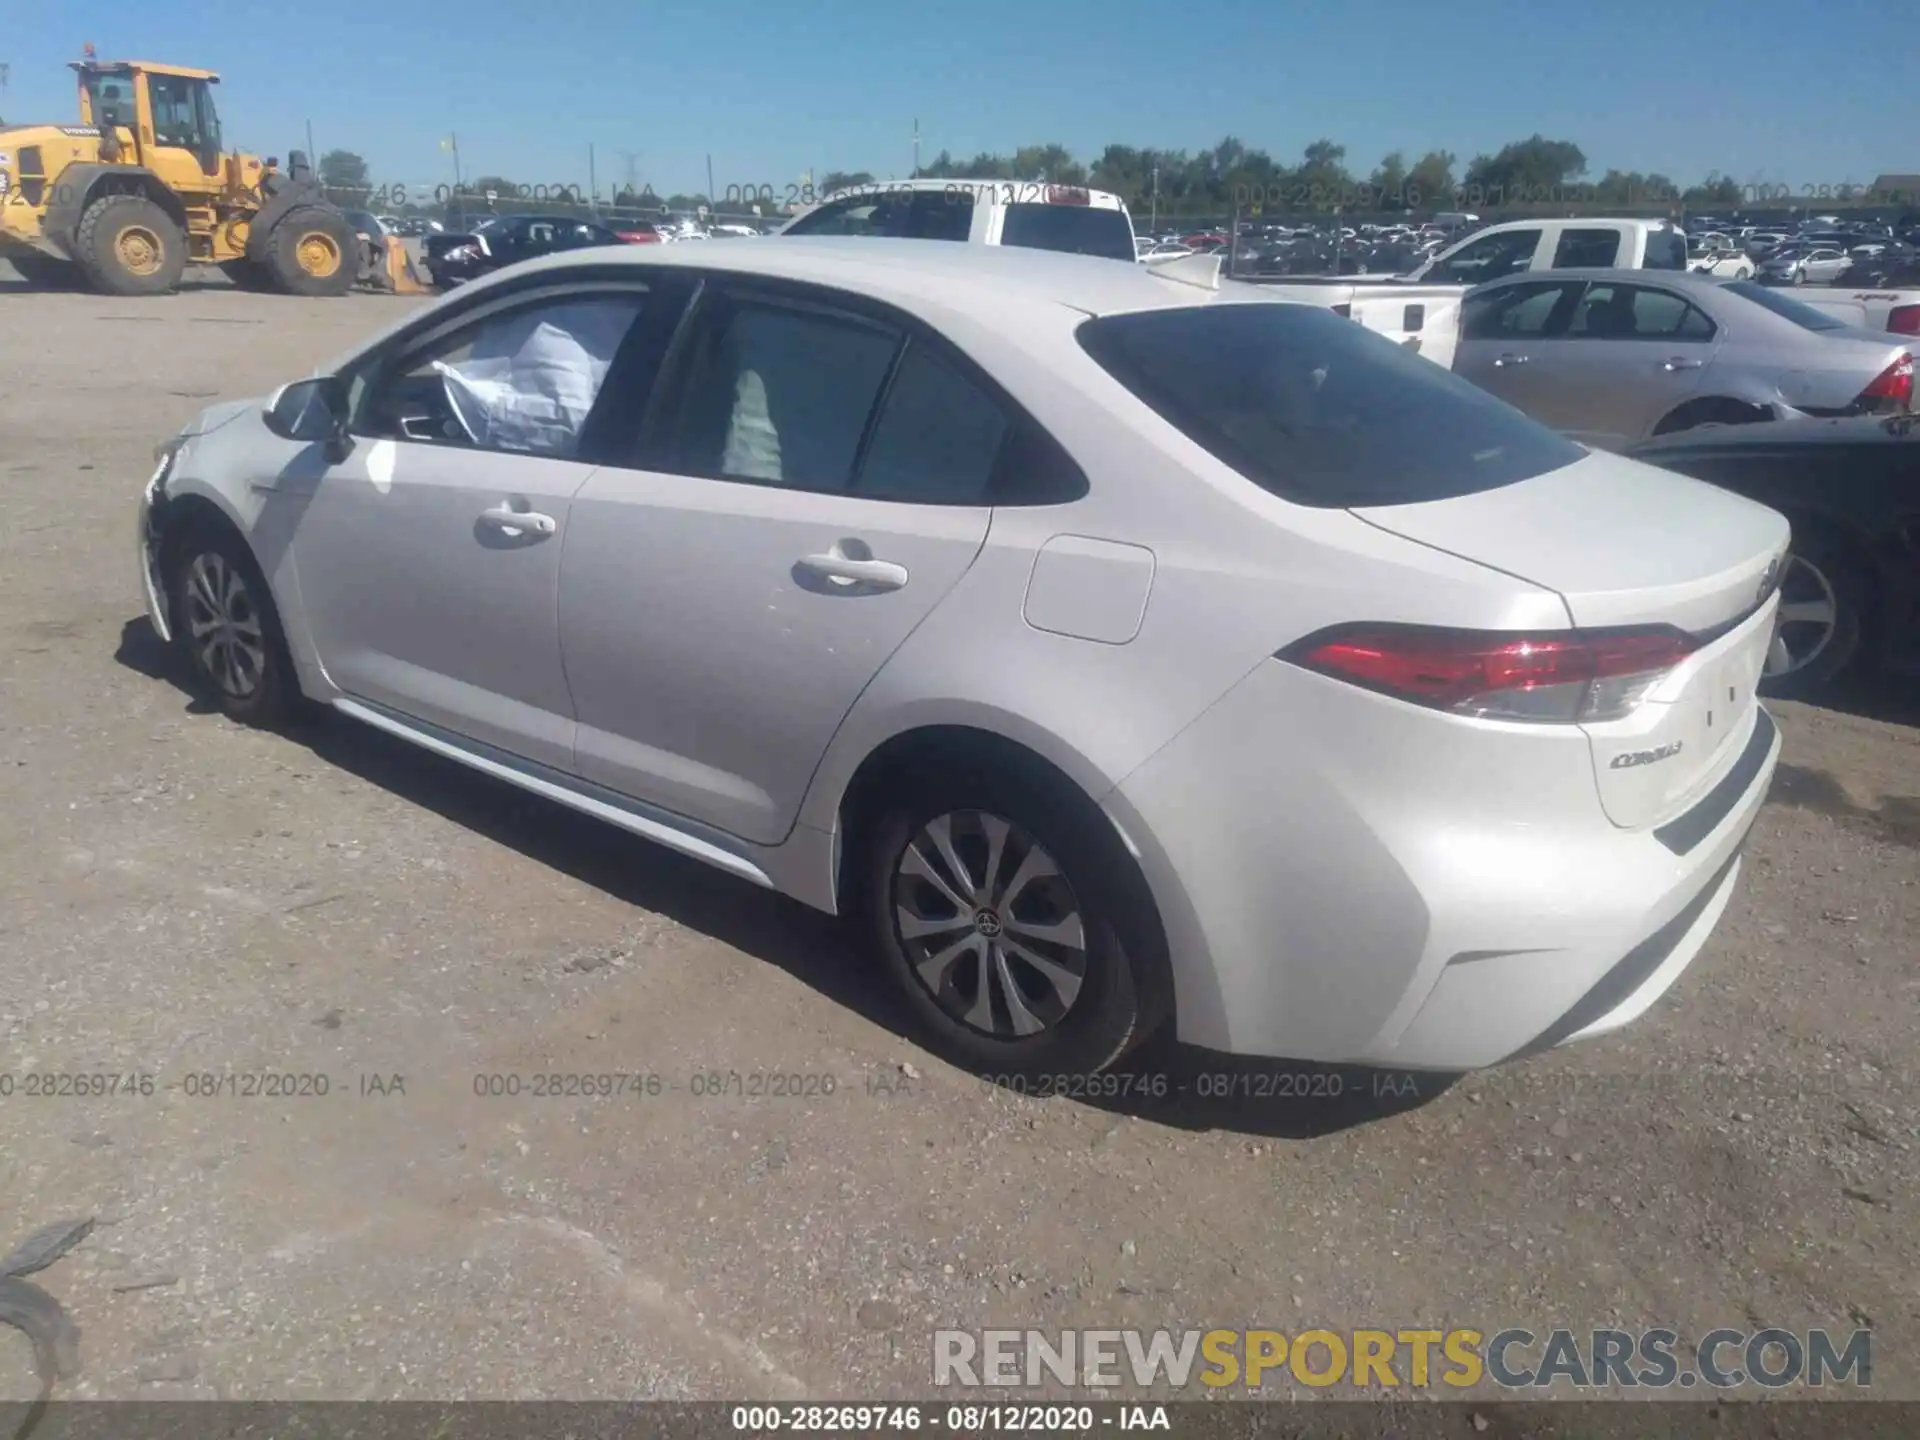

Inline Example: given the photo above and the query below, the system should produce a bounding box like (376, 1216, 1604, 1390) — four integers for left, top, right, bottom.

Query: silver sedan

(1759, 246, 1853, 285)
(1454, 269, 1914, 450)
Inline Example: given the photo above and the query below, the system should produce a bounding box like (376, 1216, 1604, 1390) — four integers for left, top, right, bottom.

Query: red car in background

(613, 220, 664, 244)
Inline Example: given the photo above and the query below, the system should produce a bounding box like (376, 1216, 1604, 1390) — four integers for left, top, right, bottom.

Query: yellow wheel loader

(0, 51, 359, 296)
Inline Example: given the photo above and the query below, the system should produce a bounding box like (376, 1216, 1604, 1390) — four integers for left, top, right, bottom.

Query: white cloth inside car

(433, 297, 641, 457)
(720, 367, 783, 479)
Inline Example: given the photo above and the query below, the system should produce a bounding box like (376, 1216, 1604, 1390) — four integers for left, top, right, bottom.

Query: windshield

(80, 67, 137, 127)
(1721, 280, 1850, 331)
(1076, 302, 1583, 507)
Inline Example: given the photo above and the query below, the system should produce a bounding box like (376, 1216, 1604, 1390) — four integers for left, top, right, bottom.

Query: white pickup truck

(1146, 252, 1467, 368)
(1788, 286, 1920, 337)
(782, 180, 1469, 363)
(1407, 217, 1692, 283)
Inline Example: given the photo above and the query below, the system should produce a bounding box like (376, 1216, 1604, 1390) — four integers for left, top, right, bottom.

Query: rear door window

(1077, 302, 1583, 507)
(1569, 283, 1715, 340)
(855, 342, 1010, 503)
(1551, 228, 1621, 268)
(1000, 203, 1137, 261)
(665, 296, 901, 491)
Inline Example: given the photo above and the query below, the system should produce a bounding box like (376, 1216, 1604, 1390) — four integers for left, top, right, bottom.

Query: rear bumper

(1106, 661, 1781, 1070)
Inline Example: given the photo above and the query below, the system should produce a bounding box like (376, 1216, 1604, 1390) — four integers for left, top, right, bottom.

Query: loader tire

(74, 195, 187, 296)
(265, 207, 358, 297)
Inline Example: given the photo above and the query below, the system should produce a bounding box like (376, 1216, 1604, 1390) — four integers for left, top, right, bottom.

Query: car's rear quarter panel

(797, 300, 1581, 1045)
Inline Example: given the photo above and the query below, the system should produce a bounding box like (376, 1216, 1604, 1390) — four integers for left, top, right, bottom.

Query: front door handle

(478, 504, 556, 537)
(796, 553, 908, 591)
(1493, 353, 1530, 367)
(1661, 357, 1704, 371)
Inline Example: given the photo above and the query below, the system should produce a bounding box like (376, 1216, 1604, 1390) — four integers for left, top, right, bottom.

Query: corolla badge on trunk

(1610, 740, 1686, 770)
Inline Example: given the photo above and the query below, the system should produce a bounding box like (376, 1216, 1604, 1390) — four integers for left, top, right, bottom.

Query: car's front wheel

(166, 523, 305, 726)
(865, 769, 1166, 1079)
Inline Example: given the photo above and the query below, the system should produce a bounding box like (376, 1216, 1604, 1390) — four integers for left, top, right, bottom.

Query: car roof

(460, 236, 1229, 319)
(817, 177, 1126, 206)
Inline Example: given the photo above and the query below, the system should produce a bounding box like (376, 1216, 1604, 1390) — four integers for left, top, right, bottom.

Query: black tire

(164, 520, 307, 727)
(5, 252, 83, 289)
(1758, 527, 1868, 701)
(74, 194, 187, 296)
(863, 763, 1169, 1079)
(1652, 397, 1771, 437)
(264, 206, 359, 297)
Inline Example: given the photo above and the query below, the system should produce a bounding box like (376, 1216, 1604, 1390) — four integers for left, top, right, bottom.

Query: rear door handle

(796, 553, 909, 590)
(1662, 357, 1704, 371)
(478, 504, 556, 537)
(1493, 353, 1530, 367)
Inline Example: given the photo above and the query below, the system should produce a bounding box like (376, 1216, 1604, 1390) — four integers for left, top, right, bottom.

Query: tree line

(314, 135, 1906, 222)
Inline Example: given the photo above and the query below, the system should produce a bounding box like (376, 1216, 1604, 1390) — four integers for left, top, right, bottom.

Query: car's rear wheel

(1760, 531, 1867, 700)
(165, 523, 305, 726)
(864, 769, 1165, 1079)
(1652, 396, 1771, 436)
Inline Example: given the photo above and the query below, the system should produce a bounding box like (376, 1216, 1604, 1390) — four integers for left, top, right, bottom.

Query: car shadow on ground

(0, 268, 240, 296)
(115, 616, 1454, 1140)
(1808, 669, 1920, 730)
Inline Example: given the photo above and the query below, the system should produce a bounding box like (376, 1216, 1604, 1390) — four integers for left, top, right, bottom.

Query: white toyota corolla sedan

(138, 238, 1787, 1078)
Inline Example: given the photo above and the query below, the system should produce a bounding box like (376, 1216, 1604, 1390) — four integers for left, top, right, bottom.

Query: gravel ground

(0, 282, 1915, 1407)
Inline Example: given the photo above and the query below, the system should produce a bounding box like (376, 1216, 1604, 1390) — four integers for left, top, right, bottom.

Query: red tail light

(1281, 624, 1699, 723)
(1858, 352, 1913, 410)
(1888, 305, 1920, 336)
(1045, 185, 1090, 205)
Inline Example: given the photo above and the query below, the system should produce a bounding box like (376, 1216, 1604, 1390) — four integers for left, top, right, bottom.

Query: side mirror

(264, 376, 353, 462)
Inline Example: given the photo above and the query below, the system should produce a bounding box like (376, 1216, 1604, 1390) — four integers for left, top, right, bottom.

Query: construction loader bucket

(379, 238, 430, 295)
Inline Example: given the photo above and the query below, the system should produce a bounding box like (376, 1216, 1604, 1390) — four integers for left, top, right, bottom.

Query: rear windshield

(1000, 204, 1137, 262)
(1721, 280, 1850, 331)
(1076, 302, 1584, 507)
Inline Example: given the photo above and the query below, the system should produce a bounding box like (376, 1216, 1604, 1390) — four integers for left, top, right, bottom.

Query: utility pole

(305, 119, 316, 168)
(1150, 163, 1159, 231)
(587, 143, 597, 214)
(705, 153, 716, 212)
(913, 118, 920, 178)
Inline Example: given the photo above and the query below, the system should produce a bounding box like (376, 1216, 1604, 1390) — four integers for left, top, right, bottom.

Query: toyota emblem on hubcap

(973, 909, 1004, 938)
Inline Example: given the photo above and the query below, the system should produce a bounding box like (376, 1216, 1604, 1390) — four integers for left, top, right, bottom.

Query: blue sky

(5, 0, 1911, 200)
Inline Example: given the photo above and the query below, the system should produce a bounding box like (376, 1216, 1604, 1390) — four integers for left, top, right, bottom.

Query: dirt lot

(0, 280, 1916, 1407)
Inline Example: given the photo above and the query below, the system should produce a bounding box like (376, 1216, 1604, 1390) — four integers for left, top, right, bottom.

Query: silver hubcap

(1765, 554, 1839, 678)
(183, 552, 267, 699)
(893, 810, 1088, 1039)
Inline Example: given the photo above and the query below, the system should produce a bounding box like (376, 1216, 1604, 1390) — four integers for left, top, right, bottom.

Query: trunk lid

(1353, 448, 1789, 828)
